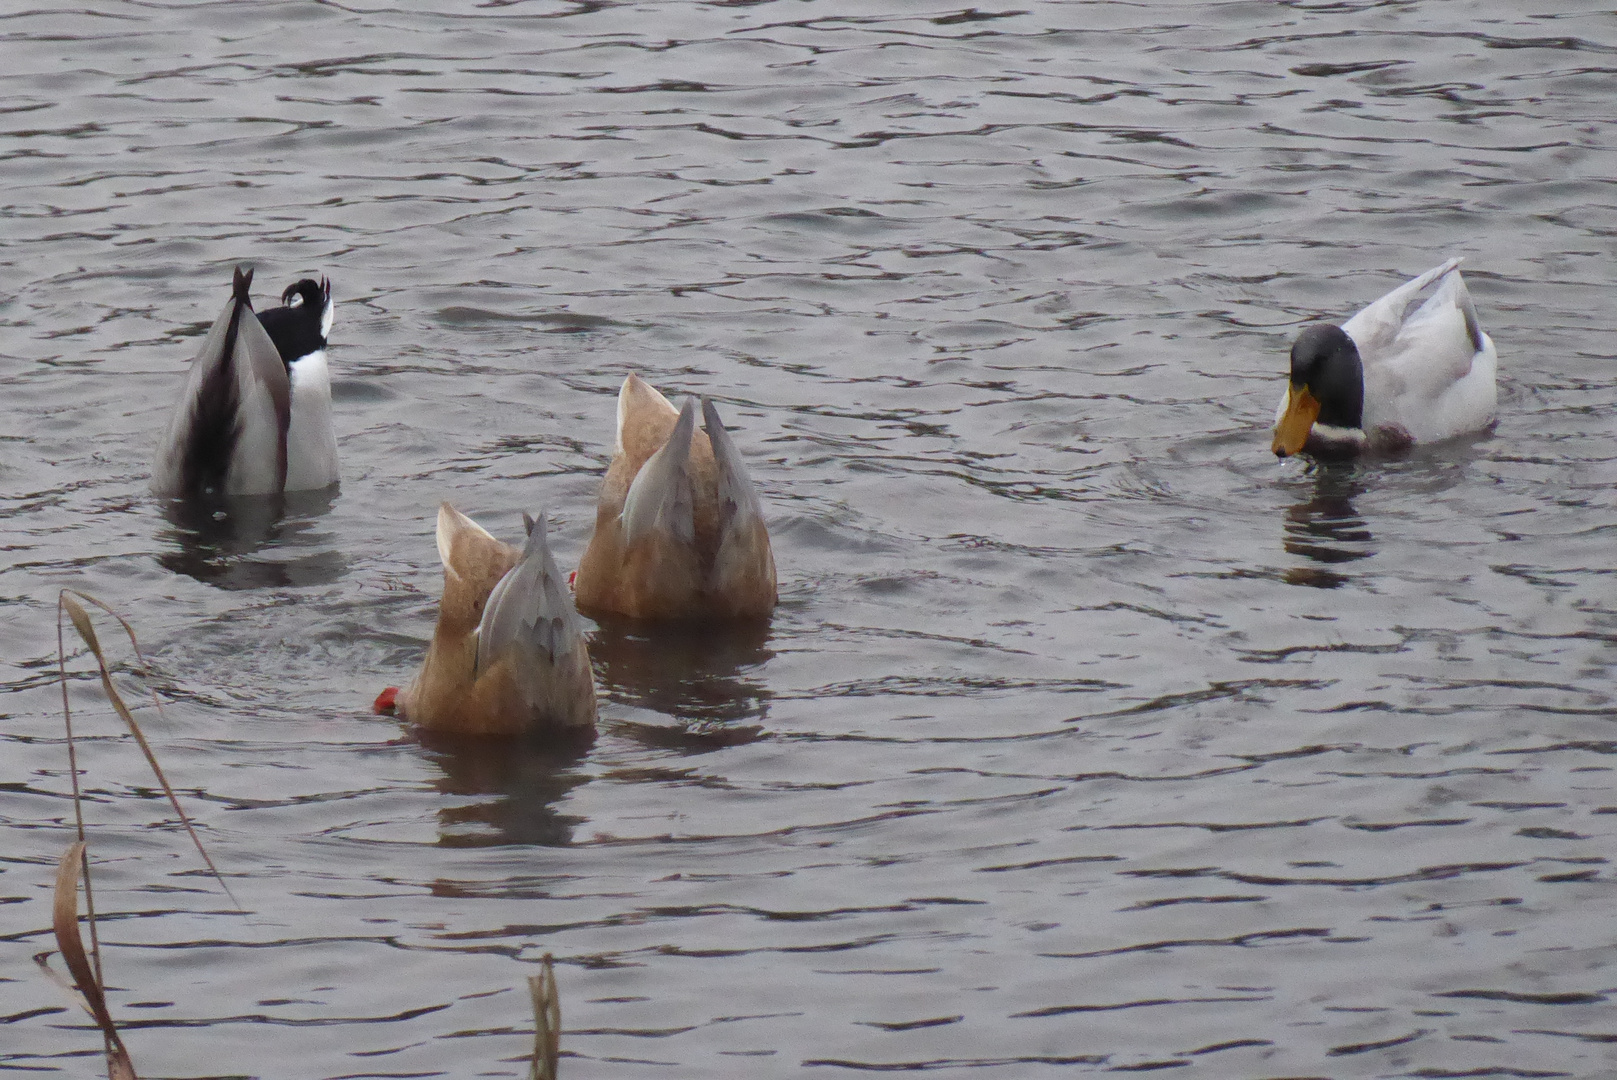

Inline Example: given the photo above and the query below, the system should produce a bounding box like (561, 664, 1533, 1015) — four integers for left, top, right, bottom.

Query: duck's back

(1351, 263, 1498, 444)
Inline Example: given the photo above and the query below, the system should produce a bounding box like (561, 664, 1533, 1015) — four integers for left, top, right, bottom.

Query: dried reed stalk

(42, 842, 137, 1079)
(57, 590, 238, 909)
(528, 953, 561, 1080)
(45, 590, 241, 1077)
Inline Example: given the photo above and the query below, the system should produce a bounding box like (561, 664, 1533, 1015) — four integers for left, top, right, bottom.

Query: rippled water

(3, 1, 1616, 1076)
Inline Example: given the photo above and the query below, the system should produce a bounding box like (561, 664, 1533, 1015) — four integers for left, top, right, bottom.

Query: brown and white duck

(375, 504, 597, 737)
(574, 374, 776, 621)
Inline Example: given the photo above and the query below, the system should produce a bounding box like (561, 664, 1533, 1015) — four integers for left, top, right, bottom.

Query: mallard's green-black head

(1273, 324, 1364, 458)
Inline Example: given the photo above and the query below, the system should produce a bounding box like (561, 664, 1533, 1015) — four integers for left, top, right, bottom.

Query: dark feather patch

(1461, 296, 1484, 354)
(179, 267, 254, 497)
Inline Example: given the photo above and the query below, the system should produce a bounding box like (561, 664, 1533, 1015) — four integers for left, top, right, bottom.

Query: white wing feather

(1345, 259, 1497, 443)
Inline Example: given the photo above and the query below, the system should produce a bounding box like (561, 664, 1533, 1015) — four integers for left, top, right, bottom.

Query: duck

(1272, 258, 1498, 459)
(374, 504, 597, 737)
(151, 267, 339, 497)
(574, 374, 777, 621)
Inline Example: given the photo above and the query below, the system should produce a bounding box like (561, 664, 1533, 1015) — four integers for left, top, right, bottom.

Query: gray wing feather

(702, 398, 763, 536)
(620, 396, 697, 545)
(476, 512, 586, 674)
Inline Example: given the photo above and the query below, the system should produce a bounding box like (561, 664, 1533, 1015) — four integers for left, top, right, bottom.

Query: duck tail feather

(620, 396, 697, 546)
(436, 502, 499, 577)
(616, 372, 678, 456)
(234, 297, 293, 491)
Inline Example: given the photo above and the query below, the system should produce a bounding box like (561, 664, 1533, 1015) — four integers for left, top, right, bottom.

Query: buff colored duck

(1273, 258, 1498, 459)
(152, 267, 338, 497)
(574, 374, 776, 621)
(376, 504, 596, 737)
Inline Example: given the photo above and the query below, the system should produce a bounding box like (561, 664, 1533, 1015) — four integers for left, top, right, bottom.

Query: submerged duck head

(1273, 324, 1364, 458)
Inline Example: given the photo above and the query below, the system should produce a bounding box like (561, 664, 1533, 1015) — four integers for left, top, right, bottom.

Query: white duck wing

(1358, 263, 1498, 441)
(151, 267, 291, 497)
(619, 396, 697, 546)
(476, 513, 588, 675)
(1341, 257, 1463, 361)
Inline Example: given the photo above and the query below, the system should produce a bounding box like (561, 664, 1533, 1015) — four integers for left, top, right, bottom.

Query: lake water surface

(3, 1, 1616, 1076)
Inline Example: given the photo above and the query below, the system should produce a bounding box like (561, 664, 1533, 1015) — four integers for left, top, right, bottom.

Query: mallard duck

(574, 374, 777, 621)
(151, 267, 339, 497)
(374, 504, 597, 737)
(1272, 258, 1498, 458)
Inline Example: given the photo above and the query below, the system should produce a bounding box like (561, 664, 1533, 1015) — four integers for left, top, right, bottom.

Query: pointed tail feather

(701, 398, 777, 614)
(616, 372, 679, 457)
(437, 502, 500, 578)
(620, 396, 697, 546)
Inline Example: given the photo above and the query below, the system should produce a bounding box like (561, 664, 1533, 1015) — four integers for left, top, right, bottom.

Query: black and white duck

(152, 267, 338, 497)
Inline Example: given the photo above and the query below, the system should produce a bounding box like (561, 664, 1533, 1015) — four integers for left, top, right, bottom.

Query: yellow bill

(1272, 384, 1321, 457)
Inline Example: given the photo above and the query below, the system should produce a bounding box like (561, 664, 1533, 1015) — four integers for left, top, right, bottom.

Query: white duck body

(151, 269, 338, 497)
(285, 344, 338, 492)
(1345, 258, 1498, 444)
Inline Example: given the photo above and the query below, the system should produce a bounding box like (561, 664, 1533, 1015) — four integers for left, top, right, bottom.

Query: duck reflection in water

(411, 620, 770, 848)
(156, 488, 347, 590)
(590, 615, 774, 741)
(1282, 464, 1374, 589)
(418, 728, 592, 848)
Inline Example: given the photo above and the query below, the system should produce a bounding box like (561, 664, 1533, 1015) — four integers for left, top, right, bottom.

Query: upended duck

(375, 504, 597, 737)
(1272, 258, 1498, 459)
(151, 267, 338, 497)
(574, 374, 777, 621)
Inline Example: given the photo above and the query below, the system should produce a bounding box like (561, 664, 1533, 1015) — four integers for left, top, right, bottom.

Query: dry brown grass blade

(527, 953, 560, 1080)
(55, 591, 103, 990)
(58, 590, 242, 913)
(50, 842, 137, 1080)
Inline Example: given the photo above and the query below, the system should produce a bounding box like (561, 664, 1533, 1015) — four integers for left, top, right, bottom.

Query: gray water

(3, 1, 1616, 1076)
